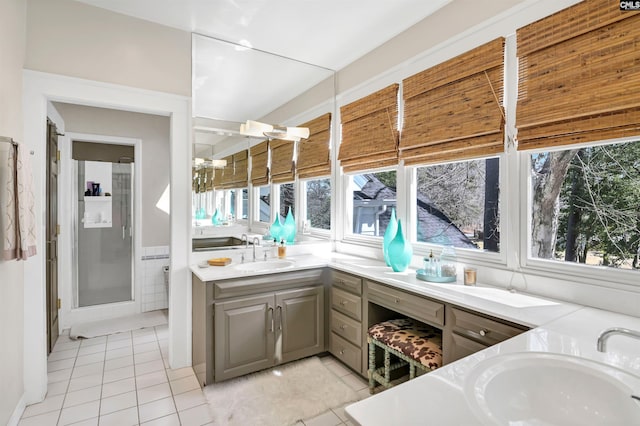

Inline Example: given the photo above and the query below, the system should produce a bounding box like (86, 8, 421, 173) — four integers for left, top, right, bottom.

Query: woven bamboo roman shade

(401, 37, 506, 166)
(338, 84, 399, 173)
(297, 113, 332, 179)
(250, 140, 270, 186)
(213, 166, 223, 189)
(270, 139, 295, 183)
(228, 150, 248, 188)
(516, 0, 640, 150)
(205, 168, 214, 191)
(218, 155, 235, 189)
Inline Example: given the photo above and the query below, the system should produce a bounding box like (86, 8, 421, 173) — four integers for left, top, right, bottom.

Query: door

(46, 119, 59, 354)
(214, 294, 275, 381)
(277, 286, 324, 364)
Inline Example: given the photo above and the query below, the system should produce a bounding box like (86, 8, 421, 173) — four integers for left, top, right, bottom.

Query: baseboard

(7, 393, 26, 426)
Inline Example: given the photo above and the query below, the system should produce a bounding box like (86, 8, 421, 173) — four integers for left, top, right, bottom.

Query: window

(306, 178, 331, 230)
(240, 188, 248, 220)
(415, 158, 499, 252)
(279, 183, 295, 221)
(529, 139, 640, 271)
(228, 189, 236, 220)
(351, 171, 396, 237)
(258, 185, 271, 223)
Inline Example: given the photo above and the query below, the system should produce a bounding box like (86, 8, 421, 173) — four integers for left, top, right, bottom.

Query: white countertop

(191, 253, 580, 328)
(345, 307, 640, 425)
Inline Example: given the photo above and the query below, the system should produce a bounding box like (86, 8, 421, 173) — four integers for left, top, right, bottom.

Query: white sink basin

(464, 352, 640, 425)
(232, 259, 295, 273)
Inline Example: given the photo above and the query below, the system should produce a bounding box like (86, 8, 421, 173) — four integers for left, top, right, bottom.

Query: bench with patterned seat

(367, 318, 443, 393)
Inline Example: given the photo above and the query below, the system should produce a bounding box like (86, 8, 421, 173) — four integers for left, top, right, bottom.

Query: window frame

(519, 136, 640, 289)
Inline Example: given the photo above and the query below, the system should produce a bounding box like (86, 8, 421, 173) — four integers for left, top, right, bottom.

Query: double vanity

(190, 249, 640, 425)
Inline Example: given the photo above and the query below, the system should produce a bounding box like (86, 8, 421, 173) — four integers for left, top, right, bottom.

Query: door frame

(22, 70, 192, 405)
(59, 132, 143, 328)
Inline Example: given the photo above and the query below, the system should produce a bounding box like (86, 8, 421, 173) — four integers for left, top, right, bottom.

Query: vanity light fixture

(240, 120, 309, 141)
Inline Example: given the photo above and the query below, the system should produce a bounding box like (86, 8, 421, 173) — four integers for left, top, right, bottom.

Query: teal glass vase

(382, 208, 398, 266)
(212, 208, 221, 225)
(282, 207, 296, 244)
(270, 216, 283, 242)
(388, 219, 413, 272)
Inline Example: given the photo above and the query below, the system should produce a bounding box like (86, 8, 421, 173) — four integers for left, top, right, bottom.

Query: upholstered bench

(367, 318, 443, 393)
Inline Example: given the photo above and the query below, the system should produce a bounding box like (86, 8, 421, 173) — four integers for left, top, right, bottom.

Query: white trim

(61, 132, 142, 327)
(7, 393, 26, 426)
(22, 70, 191, 405)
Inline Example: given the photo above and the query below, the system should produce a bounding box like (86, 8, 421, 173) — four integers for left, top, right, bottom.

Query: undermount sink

(464, 352, 640, 425)
(232, 259, 295, 273)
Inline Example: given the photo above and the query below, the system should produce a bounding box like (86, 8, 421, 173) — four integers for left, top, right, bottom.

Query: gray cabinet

(214, 285, 324, 381)
(329, 270, 364, 375)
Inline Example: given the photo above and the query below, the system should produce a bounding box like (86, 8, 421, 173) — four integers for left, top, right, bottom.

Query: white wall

(52, 103, 171, 247)
(25, 0, 191, 97)
(0, 1, 26, 424)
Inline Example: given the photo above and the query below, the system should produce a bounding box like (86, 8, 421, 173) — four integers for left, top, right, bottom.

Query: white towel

(1, 143, 36, 261)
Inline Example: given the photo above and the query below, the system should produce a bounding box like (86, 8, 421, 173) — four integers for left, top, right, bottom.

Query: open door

(46, 119, 59, 354)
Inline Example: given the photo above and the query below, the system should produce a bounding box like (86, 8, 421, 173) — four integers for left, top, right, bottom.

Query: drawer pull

(479, 329, 489, 337)
(340, 324, 347, 330)
(337, 279, 345, 285)
(339, 349, 345, 355)
(394, 298, 400, 304)
(341, 300, 348, 306)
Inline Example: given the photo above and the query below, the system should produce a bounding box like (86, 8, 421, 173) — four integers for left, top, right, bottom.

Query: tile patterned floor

(19, 325, 371, 426)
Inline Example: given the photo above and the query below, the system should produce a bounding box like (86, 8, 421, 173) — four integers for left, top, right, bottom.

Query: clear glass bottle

(439, 245, 457, 278)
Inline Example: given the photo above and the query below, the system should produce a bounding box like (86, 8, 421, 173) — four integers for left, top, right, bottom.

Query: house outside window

(257, 185, 271, 223)
(279, 183, 295, 221)
(351, 171, 396, 237)
(305, 178, 331, 230)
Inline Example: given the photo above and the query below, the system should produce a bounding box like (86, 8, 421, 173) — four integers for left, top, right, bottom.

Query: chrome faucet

(252, 237, 261, 261)
(596, 327, 640, 352)
(240, 234, 249, 248)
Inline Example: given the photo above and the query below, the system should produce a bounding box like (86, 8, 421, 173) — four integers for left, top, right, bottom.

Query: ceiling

(75, 0, 452, 155)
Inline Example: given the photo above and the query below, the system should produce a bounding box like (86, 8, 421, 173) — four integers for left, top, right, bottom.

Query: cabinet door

(215, 294, 275, 381)
(277, 286, 324, 363)
(445, 333, 488, 364)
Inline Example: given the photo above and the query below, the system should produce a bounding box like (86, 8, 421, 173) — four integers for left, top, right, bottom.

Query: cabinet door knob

(479, 329, 489, 337)
(341, 300, 348, 305)
(394, 298, 400, 304)
(339, 349, 345, 355)
(340, 324, 347, 330)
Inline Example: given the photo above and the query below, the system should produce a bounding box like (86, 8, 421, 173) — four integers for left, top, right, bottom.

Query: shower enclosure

(74, 160, 134, 307)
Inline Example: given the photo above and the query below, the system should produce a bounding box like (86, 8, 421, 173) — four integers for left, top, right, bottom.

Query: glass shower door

(76, 160, 133, 307)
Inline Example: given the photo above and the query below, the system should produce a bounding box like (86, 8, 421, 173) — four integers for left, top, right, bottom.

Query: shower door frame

(61, 132, 142, 327)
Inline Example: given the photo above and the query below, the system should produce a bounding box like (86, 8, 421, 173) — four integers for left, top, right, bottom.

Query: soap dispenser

(278, 239, 287, 259)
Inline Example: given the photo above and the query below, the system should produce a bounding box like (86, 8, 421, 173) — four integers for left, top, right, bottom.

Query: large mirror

(191, 33, 336, 247)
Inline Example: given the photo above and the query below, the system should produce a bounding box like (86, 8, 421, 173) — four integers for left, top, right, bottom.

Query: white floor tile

(58, 400, 100, 425)
(169, 375, 200, 396)
(102, 377, 136, 399)
(48, 367, 73, 384)
(340, 374, 368, 392)
(106, 339, 133, 351)
(134, 341, 159, 354)
(71, 361, 104, 378)
(48, 357, 75, 372)
(49, 348, 79, 362)
(177, 403, 214, 426)
(173, 389, 206, 412)
(134, 349, 162, 364)
(99, 406, 139, 426)
(165, 367, 194, 382)
(66, 417, 98, 426)
(63, 385, 101, 408)
(324, 361, 352, 378)
(133, 333, 157, 345)
(303, 410, 343, 426)
(136, 370, 168, 390)
(68, 374, 103, 392)
(331, 405, 349, 422)
(132, 327, 156, 337)
(135, 359, 165, 375)
(74, 352, 105, 367)
(140, 413, 180, 426)
(107, 331, 132, 342)
(103, 365, 135, 384)
(22, 394, 65, 418)
(356, 388, 370, 400)
(77, 342, 106, 356)
(46, 380, 69, 397)
(100, 390, 138, 415)
(17, 410, 59, 426)
(80, 336, 107, 347)
(162, 357, 171, 369)
(52, 341, 80, 353)
(137, 382, 172, 405)
(138, 397, 176, 423)
(105, 355, 134, 371)
(105, 346, 133, 360)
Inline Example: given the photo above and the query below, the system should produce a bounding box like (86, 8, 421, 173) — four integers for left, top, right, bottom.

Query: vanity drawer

(331, 310, 362, 347)
(446, 333, 489, 364)
(330, 332, 362, 373)
(450, 307, 526, 346)
(331, 287, 362, 321)
(366, 281, 444, 327)
(332, 270, 362, 295)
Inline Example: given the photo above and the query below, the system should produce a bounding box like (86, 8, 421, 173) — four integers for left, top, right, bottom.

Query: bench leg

(409, 363, 415, 380)
(384, 347, 391, 386)
(368, 338, 375, 394)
